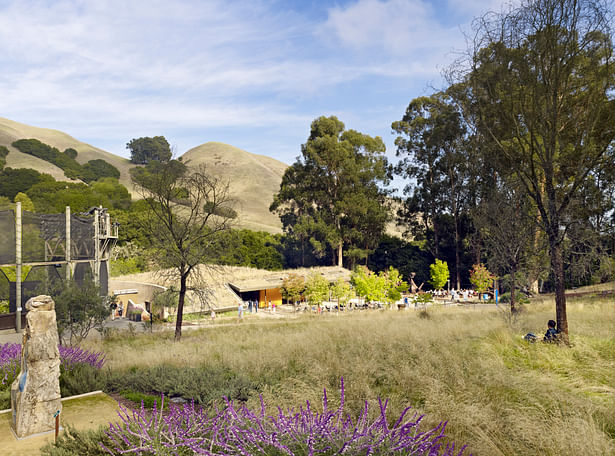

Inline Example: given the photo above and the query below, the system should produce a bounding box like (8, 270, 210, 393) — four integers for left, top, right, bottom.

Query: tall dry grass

(92, 300, 615, 456)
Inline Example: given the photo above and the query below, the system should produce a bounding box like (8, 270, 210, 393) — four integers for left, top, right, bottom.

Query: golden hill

(0, 118, 286, 232)
(181, 142, 286, 232)
(0, 117, 135, 191)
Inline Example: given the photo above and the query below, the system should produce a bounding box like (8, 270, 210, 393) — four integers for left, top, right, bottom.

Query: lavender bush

(0, 343, 21, 387)
(0, 343, 105, 388)
(103, 379, 469, 455)
(58, 345, 106, 371)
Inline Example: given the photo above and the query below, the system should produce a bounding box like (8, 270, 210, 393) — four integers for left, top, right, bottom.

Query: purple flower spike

(0, 343, 105, 387)
(101, 377, 471, 455)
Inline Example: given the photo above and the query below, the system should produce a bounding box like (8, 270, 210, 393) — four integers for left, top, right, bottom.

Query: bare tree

(131, 160, 235, 341)
(473, 183, 538, 312)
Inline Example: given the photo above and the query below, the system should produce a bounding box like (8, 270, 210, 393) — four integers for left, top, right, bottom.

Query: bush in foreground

(105, 364, 256, 407)
(0, 343, 106, 404)
(101, 379, 468, 455)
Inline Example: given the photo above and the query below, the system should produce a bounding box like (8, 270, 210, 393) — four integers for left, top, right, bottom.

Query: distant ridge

(0, 118, 286, 233)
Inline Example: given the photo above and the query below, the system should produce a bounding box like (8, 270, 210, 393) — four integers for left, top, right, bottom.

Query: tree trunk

(549, 239, 568, 343)
(337, 241, 343, 267)
(175, 273, 187, 342)
(433, 217, 440, 259)
(301, 237, 305, 267)
(454, 215, 461, 290)
(510, 264, 516, 313)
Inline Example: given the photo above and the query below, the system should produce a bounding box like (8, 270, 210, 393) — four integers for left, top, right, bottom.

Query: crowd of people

(432, 289, 478, 302)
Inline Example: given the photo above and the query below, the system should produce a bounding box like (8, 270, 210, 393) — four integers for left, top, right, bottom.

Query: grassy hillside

(0, 118, 403, 236)
(0, 119, 287, 232)
(181, 142, 286, 232)
(0, 117, 135, 191)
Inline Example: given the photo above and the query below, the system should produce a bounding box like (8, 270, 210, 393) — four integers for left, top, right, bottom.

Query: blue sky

(0, 0, 510, 167)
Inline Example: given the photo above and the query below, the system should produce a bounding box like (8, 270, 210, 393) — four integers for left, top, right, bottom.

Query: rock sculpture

(10, 295, 62, 438)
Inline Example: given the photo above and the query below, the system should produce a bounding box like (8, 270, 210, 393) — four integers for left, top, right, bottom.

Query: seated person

(543, 319, 560, 342)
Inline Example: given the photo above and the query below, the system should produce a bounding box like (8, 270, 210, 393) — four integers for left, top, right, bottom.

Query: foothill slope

(0, 117, 286, 232)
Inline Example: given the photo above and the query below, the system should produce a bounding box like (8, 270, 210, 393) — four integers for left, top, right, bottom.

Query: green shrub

(498, 292, 530, 305)
(414, 292, 433, 304)
(81, 159, 121, 183)
(12, 139, 119, 184)
(0, 145, 8, 170)
(0, 167, 44, 199)
(118, 390, 168, 409)
(40, 425, 112, 456)
(0, 389, 10, 410)
(60, 363, 106, 397)
(105, 365, 256, 406)
(109, 257, 147, 276)
(12, 139, 82, 179)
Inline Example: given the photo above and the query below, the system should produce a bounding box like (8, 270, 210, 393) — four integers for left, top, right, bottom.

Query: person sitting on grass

(543, 319, 560, 342)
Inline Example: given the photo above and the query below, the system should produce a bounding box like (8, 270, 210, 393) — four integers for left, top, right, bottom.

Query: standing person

(238, 302, 244, 319)
(247, 300, 252, 313)
(210, 309, 216, 321)
(268, 300, 272, 312)
(118, 302, 124, 318)
(254, 299, 258, 313)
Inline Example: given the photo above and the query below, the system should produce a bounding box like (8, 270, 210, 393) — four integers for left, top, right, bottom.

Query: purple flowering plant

(0, 342, 105, 388)
(102, 378, 469, 455)
(0, 343, 21, 387)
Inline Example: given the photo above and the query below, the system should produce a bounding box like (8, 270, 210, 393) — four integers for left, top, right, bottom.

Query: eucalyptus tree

(271, 116, 390, 267)
(392, 91, 469, 289)
(459, 0, 615, 340)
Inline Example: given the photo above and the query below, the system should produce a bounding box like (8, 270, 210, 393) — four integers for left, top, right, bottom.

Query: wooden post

(94, 208, 100, 286)
(65, 206, 71, 281)
(54, 409, 60, 443)
(15, 202, 22, 333)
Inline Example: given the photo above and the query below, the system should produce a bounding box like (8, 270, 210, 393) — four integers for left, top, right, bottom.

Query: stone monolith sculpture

(10, 295, 62, 438)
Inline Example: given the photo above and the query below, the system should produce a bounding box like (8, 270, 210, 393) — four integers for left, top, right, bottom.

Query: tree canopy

(429, 259, 449, 290)
(457, 0, 615, 339)
(393, 91, 470, 289)
(127, 136, 172, 164)
(270, 116, 390, 268)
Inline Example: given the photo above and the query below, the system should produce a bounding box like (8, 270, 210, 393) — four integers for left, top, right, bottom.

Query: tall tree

(472, 183, 537, 312)
(270, 116, 390, 267)
(130, 160, 234, 341)
(127, 136, 172, 164)
(460, 0, 615, 341)
(393, 91, 469, 288)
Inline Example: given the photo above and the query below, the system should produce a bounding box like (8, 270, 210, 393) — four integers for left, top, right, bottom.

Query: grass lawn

(80, 298, 615, 455)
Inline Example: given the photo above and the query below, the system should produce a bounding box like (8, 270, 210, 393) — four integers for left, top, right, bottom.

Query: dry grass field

(89, 297, 615, 456)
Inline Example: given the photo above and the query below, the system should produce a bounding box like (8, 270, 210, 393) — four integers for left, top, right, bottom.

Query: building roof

(228, 266, 351, 293)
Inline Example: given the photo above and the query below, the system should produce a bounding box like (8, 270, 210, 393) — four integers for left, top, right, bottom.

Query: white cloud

(0, 0, 512, 162)
(323, 0, 456, 55)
